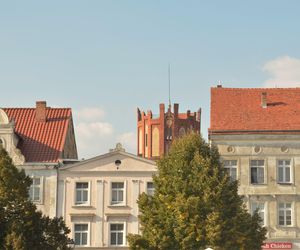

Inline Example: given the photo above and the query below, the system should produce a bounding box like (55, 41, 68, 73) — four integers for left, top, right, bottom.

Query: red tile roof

(209, 87, 300, 134)
(3, 107, 72, 163)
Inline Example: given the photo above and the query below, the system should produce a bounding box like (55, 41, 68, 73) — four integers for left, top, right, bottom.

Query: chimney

(36, 101, 47, 122)
(261, 92, 267, 108)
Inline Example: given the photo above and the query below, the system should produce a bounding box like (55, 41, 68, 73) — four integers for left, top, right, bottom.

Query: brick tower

(137, 103, 201, 159)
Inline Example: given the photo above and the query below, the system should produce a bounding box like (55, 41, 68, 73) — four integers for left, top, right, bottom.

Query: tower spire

(168, 63, 171, 108)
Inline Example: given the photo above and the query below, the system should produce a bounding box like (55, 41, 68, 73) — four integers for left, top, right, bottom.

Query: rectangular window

(250, 160, 265, 184)
(145, 134, 148, 147)
(110, 223, 124, 246)
(278, 160, 291, 183)
(251, 201, 265, 226)
(74, 224, 88, 246)
(111, 182, 124, 205)
(279, 203, 292, 226)
(223, 160, 237, 181)
(29, 177, 41, 202)
(147, 182, 155, 196)
(76, 182, 89, 205)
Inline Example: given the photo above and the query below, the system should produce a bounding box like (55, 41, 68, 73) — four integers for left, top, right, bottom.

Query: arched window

(0, 139, 3, 149)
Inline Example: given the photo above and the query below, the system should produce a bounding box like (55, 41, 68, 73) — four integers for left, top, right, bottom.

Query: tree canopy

(0, 148, 71, 250)
(128, 133, 266, 250)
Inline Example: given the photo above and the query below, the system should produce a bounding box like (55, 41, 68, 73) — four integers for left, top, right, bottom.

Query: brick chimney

(36, 101, 47, 122)
(261, 92, 267, 108)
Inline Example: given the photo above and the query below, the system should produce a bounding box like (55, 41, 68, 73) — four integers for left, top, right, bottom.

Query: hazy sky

(1, 1, 300, 158)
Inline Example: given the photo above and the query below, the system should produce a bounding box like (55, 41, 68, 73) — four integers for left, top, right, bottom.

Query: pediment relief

(62, 152, 156, 172)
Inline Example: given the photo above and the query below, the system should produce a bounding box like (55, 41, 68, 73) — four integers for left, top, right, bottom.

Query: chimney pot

(217, 84, 222, 88)
(261, 92, 267, 108)
(36, 101, 47, 122)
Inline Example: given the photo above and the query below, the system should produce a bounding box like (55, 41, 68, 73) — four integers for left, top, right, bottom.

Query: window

(224, 160, 237, 181)
(145, 133, 148, 147)
(110, 223, 124, 246)
(250, 160, 265, 184)
(147, 182, 155, 196)
(279, 203, 292, 226)
(76, 182, 89, 205)
(29, 177, 41, 202)
(74, 224, 88, 246)
(0, 139, 3, 149)
(111, 182, 124, 205)
(278, 160, 291, 183)
(251, 201, 265, 226)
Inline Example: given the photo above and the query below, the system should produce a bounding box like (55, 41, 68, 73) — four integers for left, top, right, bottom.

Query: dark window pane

(82, 232, 87, 245)
(111, 232, 116, 245)
(75, 233, 81, 245)
(117, 232, 123, 245)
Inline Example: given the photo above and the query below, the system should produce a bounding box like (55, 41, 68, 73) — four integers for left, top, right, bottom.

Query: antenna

(168, 63, 171, 107)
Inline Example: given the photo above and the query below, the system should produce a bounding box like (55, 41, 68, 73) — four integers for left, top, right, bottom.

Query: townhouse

(209, 86, 300, 249)
(0, 101, 78, 217)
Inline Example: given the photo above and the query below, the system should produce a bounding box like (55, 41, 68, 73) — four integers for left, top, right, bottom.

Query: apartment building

(209, 86, 300, 249)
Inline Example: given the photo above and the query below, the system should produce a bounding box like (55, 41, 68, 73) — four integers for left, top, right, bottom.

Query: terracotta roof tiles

(3, 107, 72, 163)
(209, 87, 300, 134)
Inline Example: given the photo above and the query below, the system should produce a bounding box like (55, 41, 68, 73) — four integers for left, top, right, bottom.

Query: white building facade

(58, 144, 156, 249)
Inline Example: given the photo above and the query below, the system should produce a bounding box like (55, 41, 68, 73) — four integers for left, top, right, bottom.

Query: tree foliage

(128, 133, 266, 250)
(0, 148, 71, 250)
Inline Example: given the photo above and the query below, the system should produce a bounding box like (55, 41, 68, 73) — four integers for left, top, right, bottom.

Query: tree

(128, 133, 266, 250)
(0, 148, 71, 250)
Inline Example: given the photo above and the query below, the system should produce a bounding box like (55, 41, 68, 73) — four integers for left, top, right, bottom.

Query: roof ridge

(3, 107, 71, 110)
(211, 87, 300, 90)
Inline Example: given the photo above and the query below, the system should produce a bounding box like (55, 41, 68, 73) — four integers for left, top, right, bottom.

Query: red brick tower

(137, 103, 201, 159)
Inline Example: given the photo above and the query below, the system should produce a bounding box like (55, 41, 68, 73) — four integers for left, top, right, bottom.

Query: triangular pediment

(61, 150, 157, 172)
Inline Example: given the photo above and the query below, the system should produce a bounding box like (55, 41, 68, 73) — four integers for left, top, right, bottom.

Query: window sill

(277, 182, 293, 185)
(250, 183, 267, 186)
(72, 204, 93, 208)
(276, 225, 295, 229)
(32, 201, 43, 205)
(108, 204, 128, 208)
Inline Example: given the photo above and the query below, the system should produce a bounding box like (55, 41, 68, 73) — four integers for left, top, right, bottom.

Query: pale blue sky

(1, 1, 300, 157)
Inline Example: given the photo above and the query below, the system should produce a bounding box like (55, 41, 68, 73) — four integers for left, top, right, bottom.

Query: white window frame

(223, 160, 238, 181)
(278, 202, 293, 227)
(146, 181, 155, 196)
(74, 181, 91, 206)
(109, 222, 126, 247)
(29, 176, 44, 204)
(110, 181, 127, 206)
(73, 222, 90, 247)
(250, 159, 265, 184)
(250, 201, 266, 227)
(277, 159, 292, 184)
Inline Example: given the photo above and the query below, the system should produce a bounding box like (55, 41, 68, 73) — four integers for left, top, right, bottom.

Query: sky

(1, 1, 300, 158)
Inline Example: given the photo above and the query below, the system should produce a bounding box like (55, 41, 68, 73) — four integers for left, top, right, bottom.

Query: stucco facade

(210, 133, 300, 248)
(58, 144, 156, 249)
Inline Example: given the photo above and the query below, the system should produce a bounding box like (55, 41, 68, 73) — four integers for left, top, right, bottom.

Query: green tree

(128, 133, 266, 250)
(0, 148, 71, 250)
